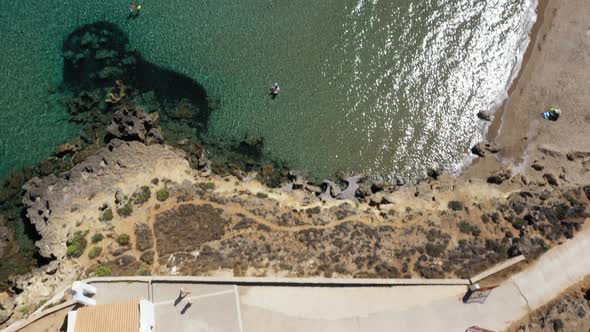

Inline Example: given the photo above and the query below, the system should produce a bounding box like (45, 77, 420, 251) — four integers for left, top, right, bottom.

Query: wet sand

(465, 0, 590, 182)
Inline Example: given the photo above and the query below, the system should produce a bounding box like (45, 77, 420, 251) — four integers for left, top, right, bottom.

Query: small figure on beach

(270, 82, 280, 98)
(543, 107, 561, 121)
(128, 4, 142, 19)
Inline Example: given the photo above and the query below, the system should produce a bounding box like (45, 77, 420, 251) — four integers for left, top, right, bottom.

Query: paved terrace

(7, 227, 590, 332)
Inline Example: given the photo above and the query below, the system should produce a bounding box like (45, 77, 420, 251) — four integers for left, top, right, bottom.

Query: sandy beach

(467, 0, 590, 183)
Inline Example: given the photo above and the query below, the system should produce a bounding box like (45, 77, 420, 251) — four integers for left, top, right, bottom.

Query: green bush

(132, 186, 151, 205)
(458, 221, 474, 234)
(99, 208, 113, 222)
(88, 246, 102, 259)
(512, 218, 528, 230)
(18, 305, 31, 314)
(116, 202, 133, 217)
(117, 233, 130, 246)
(195, 182, 215, 191)
(136, 264, 151, 276)
(447, 201, 464, 211)
(94, 265, 112, 277)
(425, 242, 447, 257)
(156, 187, 169, 202)
(66, 231, 88, 258)
(91, 233, 104, 244)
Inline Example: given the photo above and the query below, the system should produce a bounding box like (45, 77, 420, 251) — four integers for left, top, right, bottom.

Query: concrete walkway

(74, 225, 590, 332)
(10, 228, 590, 332)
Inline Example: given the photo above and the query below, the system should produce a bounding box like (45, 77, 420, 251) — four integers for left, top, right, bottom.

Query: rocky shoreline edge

(2, 96, 590, 326)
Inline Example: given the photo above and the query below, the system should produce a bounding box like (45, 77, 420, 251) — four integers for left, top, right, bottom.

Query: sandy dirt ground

(466, 0, 590, 185)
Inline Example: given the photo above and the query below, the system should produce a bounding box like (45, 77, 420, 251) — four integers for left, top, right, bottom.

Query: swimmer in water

(270, 82, 280, 97)
(128, 4, 142, 18)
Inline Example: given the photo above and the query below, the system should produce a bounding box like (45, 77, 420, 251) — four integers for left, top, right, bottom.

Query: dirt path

(144, 197, 392, 233)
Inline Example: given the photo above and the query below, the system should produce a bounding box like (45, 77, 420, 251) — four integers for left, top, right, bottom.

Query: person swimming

(270, 82, 280, 96)
(128, 4, 142, 18)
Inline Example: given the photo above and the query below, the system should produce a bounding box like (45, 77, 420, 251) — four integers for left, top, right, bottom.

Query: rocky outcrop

(471, 141, 500, 157)
(22, 140, 193, 259)
(1, 260, 81, 326)
(106, 108, 163, 144)
(487, 166, 512, 184)
(477, 110, 494, 121)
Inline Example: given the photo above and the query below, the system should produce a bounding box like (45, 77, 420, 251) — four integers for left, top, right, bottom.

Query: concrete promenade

(7, 228, 590, 332)
(79, 224, 590, 332)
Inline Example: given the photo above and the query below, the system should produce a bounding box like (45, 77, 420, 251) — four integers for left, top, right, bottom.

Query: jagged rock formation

(106, 108, 164, 144)
(22, 140, 192, 259)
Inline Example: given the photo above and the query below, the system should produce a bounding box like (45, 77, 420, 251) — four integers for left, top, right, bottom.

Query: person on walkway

(179, 287, 191, 298)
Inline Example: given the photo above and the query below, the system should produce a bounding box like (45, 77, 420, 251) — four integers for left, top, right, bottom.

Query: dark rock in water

(106, 108, 154, 142)
(134, 223, 154, 252)
(487, 167, 511, 184)
(427, 166, 442, 180)
(477, 110, 494, 121)
(543, 173, 559, 187)
(62, 22, 213, 133)
(243, 136, 264, 146)
(173, 99, 197, 120)
(67, 92, 100, 116)
(62, 22, 138, 90)
(471, 141, 500, 157)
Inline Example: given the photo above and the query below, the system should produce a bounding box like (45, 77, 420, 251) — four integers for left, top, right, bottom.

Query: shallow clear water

(0, 0, 536, 180)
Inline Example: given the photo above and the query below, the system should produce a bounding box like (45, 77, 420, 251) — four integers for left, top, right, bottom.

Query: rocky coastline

(2, 96, 589, 325)
(2, 0, 590, 327)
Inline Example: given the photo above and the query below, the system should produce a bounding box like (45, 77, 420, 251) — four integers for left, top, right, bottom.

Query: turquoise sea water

(0, 0, 536, 180)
